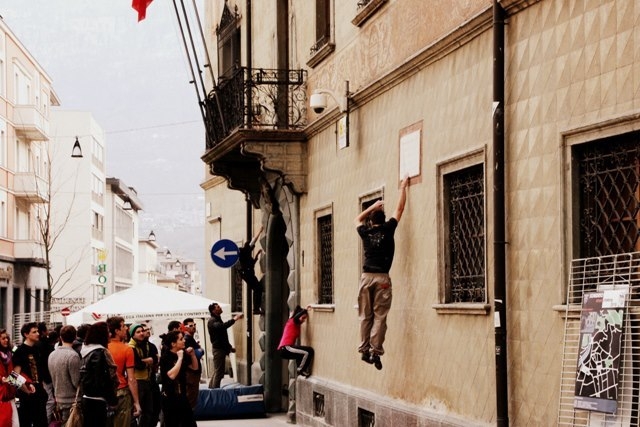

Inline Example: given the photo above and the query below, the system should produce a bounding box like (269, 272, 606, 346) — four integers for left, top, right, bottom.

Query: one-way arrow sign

(210, 239, 240, 268)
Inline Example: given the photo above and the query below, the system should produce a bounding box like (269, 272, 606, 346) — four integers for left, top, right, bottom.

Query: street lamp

(148, 230, 156, 241)
(71, 136, 83, 158)
(175, 259, 181, 268)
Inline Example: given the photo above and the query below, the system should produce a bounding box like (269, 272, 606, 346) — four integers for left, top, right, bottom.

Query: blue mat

(194, 383, 266, 420)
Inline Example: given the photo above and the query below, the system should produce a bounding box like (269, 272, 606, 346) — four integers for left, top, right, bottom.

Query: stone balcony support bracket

(201, 128, 308, 205)
(242, 140, 307, 195)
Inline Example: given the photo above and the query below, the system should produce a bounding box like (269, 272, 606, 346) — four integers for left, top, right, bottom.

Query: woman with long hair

(79, 321, 118, 427)
(0, 329, 18, 427)
(159, 330, 198, 427)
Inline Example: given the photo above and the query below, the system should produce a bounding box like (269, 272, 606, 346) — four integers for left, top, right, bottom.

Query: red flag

(132, 0, 153, 22)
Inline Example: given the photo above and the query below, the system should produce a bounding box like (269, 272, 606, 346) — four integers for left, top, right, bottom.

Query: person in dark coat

(238, 225, 264, 314)
(159, 331, 197, 427)
(79, 321, 118, 427)
(206, 303, 243, 388)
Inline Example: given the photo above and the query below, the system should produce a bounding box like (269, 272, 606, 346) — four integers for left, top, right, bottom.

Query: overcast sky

(0, 1, 208, 267)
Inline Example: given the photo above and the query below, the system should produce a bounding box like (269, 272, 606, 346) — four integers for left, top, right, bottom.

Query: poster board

(574, 289, 627, 414)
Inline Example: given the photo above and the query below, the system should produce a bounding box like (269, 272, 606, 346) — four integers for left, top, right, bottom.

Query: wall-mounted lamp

(310, 80, 352, 147)
(175, 259, 181, 268)
(71, 136, 83, 158)
(122, 199, 133, 210)
(148, 230, 156, 241)
(184, 271, 190, 279)
(165, 249, 172, 259)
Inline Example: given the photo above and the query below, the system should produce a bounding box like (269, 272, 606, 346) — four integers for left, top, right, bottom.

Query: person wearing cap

(128, 324, 156, 427)
(207, 303, 243, 388)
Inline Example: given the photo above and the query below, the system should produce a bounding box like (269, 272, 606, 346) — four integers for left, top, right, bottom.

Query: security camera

(310, 93, 328, 114)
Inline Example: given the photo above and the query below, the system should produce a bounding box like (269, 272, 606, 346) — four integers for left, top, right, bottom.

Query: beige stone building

(199, 0, 640, 425)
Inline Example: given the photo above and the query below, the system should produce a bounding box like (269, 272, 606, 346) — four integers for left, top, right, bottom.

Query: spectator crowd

(0, 298, 322, 427)
(0, 314, 205, 427)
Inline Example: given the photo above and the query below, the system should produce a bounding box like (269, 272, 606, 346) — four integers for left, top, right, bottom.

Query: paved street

(196, 413, 290, 426)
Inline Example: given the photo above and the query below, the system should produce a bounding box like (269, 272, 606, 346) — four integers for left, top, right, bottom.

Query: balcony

(201, 67, 308, 204)
(14, 172, 48, 203)
(13, 105, 49, 140)
(14, 239, 46, 265)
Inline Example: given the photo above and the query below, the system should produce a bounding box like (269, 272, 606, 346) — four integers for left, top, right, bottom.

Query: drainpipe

(246, 0, 252, 130)
(245, 0, 253, 385)
(492, 1, 509, 426)
(246, 198, 253, 385)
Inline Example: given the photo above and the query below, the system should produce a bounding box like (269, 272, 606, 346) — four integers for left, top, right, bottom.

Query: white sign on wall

(399, 122, 422, 180)
(337, 115, 348, 149)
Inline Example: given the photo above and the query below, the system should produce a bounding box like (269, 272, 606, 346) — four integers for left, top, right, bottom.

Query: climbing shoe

(370, 354, 382, 370)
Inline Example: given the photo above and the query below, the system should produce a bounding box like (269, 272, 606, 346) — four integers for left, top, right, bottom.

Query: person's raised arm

(354, 200, 384, 227)
(250, 225, 264, 247)
(392, 178, 409, 222)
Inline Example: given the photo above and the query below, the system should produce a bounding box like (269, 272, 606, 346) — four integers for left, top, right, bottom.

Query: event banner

(574, 290, 627, 414)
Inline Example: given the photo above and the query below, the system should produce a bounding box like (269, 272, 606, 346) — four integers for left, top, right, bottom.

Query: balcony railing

(14, 172, 48, 203)
(14, 239, 45, 261)
(204, 67, 307, 149)
(13, 105, 49, 140)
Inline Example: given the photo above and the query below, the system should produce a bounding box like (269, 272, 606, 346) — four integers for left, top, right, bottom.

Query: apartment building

(48, 110, 107, 313)
(0, 18, 59, 329)
(105, 177, 142, 294)
(199, 1, 640, 425)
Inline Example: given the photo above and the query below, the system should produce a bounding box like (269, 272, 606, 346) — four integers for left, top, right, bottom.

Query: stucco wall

(300, 28, 496, 424)
(203, 0, 640, 425)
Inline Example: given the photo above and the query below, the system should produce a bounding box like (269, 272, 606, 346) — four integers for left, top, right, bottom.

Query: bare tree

(20, 142, 86, 311)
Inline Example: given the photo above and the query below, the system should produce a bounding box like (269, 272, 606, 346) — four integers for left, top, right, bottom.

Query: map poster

(574, 290, 627, 414)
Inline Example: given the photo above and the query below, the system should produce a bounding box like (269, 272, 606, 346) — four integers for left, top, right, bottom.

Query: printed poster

(573, 290, 627, 414)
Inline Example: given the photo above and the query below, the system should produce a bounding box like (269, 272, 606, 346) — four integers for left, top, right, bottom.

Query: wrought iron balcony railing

(204, 67, 308, 149)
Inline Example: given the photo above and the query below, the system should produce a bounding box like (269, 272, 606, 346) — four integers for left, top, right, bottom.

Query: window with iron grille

(230, 263, 243, 313)
(359, 195, 383, 272)
(358, 408, 375, 427)
(576, 134, 640, 259)
(444, 164, 485, 303)
(317, 214, 333, 304)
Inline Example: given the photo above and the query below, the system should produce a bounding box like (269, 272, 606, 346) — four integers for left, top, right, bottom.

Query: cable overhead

(171, 0, 225, 146)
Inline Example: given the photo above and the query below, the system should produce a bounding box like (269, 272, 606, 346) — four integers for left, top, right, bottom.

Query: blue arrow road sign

(211, 239, 240, 268)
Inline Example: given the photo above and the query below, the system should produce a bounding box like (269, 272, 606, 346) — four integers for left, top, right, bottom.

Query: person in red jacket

(277, 305, 314, 377)
(0, 329, 17, 426)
